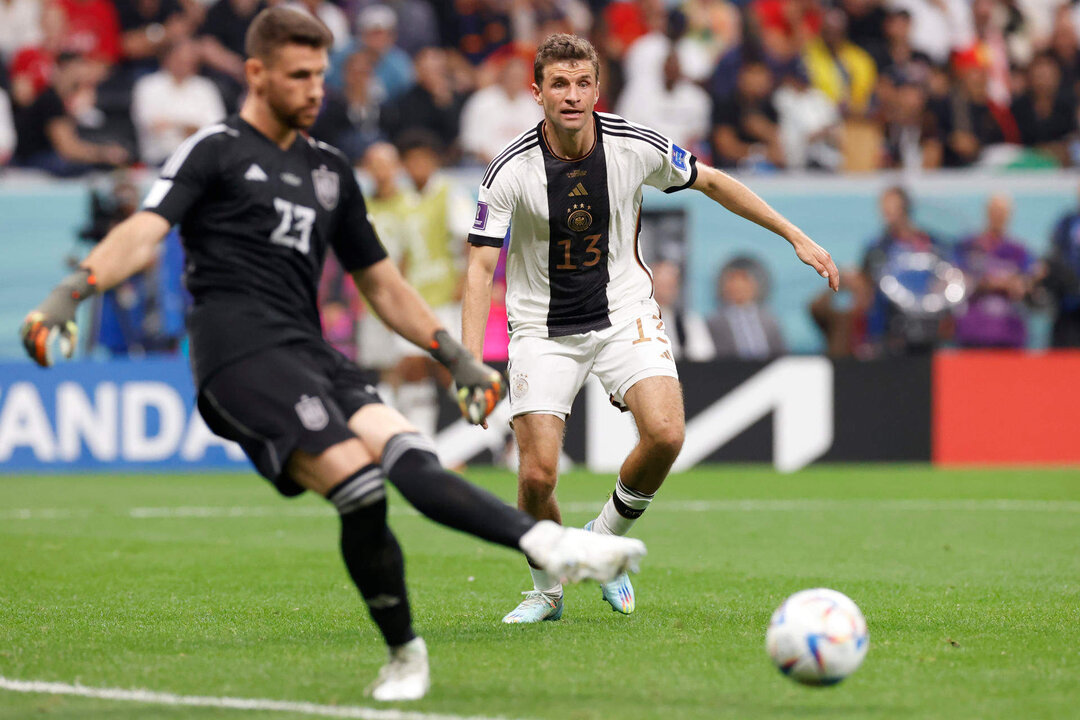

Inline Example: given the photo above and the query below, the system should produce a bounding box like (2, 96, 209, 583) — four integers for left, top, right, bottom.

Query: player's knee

(518, 462, 558, 500)
(643, 419, 684, 461)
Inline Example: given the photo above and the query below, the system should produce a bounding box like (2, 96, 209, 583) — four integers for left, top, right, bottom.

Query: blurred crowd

(2, 0, 1080, 174)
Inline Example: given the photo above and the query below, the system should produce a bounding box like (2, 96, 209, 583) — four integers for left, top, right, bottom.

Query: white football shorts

(506, 302, 680, 420)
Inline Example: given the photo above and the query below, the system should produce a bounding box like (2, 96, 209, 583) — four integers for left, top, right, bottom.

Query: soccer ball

(765, 588, 869, 686)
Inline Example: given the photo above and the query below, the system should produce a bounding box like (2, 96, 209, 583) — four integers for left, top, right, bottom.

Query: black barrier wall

(435, 358, 933, 466)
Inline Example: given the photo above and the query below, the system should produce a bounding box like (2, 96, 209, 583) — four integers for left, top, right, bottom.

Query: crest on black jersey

(312, 165, 339, 210)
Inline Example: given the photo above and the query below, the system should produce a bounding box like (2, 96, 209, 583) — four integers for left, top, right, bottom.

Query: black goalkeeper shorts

(197, 340, 382, 496)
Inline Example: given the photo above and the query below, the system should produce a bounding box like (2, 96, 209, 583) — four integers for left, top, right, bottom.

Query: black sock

(328, 464, 414, 647)
(381, 432, 535, 550)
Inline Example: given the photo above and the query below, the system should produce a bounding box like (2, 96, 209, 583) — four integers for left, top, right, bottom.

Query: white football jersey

(468, 111, 698, 338)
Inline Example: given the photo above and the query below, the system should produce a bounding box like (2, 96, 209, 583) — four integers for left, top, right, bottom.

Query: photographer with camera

(861, 186, 965, 355)
(79, 171, 187, 357)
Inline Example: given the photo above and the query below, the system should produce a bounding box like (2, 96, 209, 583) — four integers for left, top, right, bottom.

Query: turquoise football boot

(501, 591, 564, 624)
(585, 521, 636, 614)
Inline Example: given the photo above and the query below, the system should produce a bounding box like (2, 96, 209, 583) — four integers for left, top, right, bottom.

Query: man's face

(880, 190, 907, 227)
(251, 44, 328, 130)
(402, 147, 438, 187)
(533, 60, 599, 134)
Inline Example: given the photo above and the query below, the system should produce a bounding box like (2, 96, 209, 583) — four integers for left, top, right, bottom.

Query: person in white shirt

(459, 55, 544, 165)
(132, 36, 227, 166)
(462, 33, 838, 624)
(615, 49, 712, 152)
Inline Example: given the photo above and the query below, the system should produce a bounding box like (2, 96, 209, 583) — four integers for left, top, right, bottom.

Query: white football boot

(519, 520, 646, 584)
(501, 591, 565, 624)
(585, 521, 635, 614)
(367, 637, 430, 702)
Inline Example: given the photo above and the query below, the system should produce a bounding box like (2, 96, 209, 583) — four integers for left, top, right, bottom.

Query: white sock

(591, 478, 654, 536)
(517, 520, 564, 596)
(529, 565, 562, 596)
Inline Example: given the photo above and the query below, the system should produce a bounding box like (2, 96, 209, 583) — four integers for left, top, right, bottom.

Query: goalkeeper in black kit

(19, 7, 644, 702)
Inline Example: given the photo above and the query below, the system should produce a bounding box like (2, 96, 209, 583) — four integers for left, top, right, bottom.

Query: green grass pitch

(1, 465, 1079, 719)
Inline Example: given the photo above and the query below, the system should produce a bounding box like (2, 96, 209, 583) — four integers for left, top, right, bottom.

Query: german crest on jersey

(567, 203, 593, 232)
(312, 165, 339, 211)
(295, 394, 330, 431)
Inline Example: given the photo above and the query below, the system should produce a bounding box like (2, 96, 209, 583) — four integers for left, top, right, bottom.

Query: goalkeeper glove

(429, 329, 506, 425)
(21, 268, 98, 367)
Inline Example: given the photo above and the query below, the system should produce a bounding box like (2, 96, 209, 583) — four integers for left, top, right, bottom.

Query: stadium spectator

(773, 61, 841, 170)
(309, 49, 387, 162)
(355, 142, 414, 387)
(943, 64, 1009, 167)
(131, 36, 226, 166)
(809, 268, 874, 358)
(705, 18, 793, 103)
(460, 55, 542, 165)
(952, 193, 1034, 348)
(53, 0, 123, 65)
(707, 255, 786, 359)
(889, 0, 974, 66)
(1010, 53, 1076, 165)
(1047, 7, 1080, 98)
(347, 0, 440, 57)
(653, 259, 716, 361)
(673, 0, 741, 83)
(0, 87, 14, 165)
(616, 49, 712, 153)
(286, 0, 351, 51)
(752, 0, 823, 64)
(1042, 182, 1080, 347)
(838, 0, 887, 60)
(879, 70, 943, 170)
(380, 47, 465, 152)
(959, 0, 1012, 108)
(871, 7, 932, 84)
(802, 7, 877, 116)
(115, 0, 196, 68)
(861, 186, 954, 354)
(621, 0, 672, 94)
(329, 4, 414, 99)
(442, 0, 512, 65)
(9, 3, 72, 107)
(0, 0, 43, 64)
(711, 59, 785, 169)
(198, 0, 266, 109)
(600, 0, 653, 62)
(13, 52, 130, 176)
(88, 172, 188, 357)
(390, 131, 472, 438)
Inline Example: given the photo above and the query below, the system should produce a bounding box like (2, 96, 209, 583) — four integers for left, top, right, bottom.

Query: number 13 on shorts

(632, 315, 669, 347)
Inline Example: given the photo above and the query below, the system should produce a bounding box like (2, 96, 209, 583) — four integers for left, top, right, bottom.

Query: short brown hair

(245, 7, 333, 61)
(534, 33, 599, 86)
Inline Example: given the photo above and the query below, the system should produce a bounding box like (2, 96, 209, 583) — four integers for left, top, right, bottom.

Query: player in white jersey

(462, 34, 839, 623)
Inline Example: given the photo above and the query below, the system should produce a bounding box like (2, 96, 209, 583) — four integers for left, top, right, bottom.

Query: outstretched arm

(692, 164, 839, 291)
(21, 211, 172, 366)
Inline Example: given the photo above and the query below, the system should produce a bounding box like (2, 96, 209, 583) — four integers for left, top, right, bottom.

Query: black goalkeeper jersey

(142, 115, 387, 387)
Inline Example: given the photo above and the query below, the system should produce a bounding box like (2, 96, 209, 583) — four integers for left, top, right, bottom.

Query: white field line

(3, 499, 1080, 522)
(0, 676, 521, 720)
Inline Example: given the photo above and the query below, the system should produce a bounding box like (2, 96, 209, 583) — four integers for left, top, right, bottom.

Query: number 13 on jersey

(555, 233, 603, 271)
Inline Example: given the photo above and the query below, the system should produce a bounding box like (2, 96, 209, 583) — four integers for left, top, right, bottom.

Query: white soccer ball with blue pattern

(766, 588, 869, 686)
